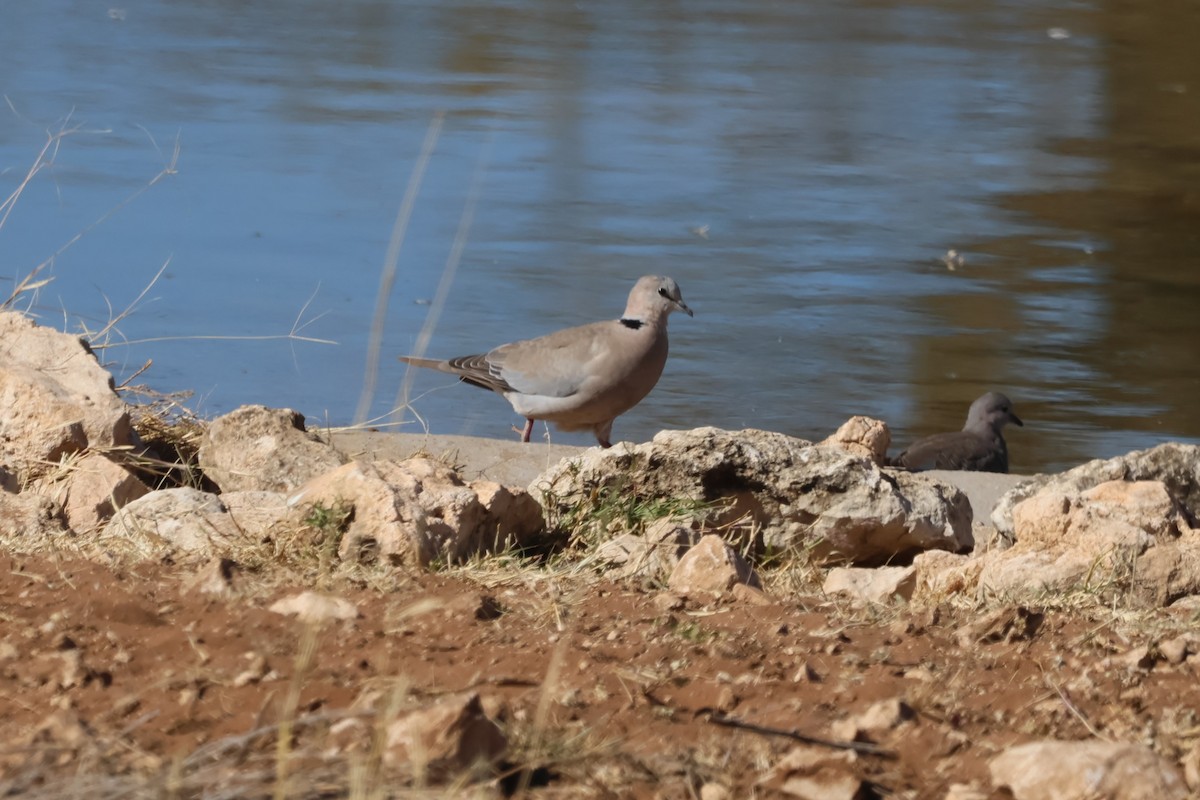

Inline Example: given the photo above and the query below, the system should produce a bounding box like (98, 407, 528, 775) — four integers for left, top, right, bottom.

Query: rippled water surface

(2, 0, 1198, 473)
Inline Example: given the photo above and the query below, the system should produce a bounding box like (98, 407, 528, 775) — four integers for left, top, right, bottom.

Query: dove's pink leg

(594, 420, 614, 449)
(521, 418, 534, 443)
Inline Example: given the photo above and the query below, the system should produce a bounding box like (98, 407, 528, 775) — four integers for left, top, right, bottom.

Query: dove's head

(964, 392, 1023, 435)
(624, 275, 693, 324)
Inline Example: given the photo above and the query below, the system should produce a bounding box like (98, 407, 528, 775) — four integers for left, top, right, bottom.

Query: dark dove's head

(964, 391, 1023, 435)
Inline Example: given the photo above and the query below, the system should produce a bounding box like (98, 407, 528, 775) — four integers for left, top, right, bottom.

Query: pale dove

(891, 391, 1023, 473)
(399, 275, 693, 447)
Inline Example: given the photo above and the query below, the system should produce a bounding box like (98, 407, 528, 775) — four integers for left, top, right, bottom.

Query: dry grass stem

(356, 110, 446, 425)
(393, 130, 495, 425)
(2, 115, 179, 309)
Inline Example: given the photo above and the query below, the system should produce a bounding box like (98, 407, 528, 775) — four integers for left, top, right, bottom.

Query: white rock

(989, 740, 1187, 800)
(699, 783, 731, 800)
(384, 692, 506, 778)
(1010, 480, 1183, 550)
(221, 490, 290, 535)
(780, 771, 865, 799)
(823, 566, 916, 604)
(0, 492, 70, 546)
(830, 697, 913, 741)
(912, 550, 974, 600)
(269, 591, 358, 623)
(35, 452, 149, 534)
(99, 488, 246, 561)
(290, 458, 545, 567)
(595, 519, 700, 580)
(993, 443, 1200, 537)
(0, 312, 133, 484)
(763, 745, 864, 800)
(534, 426, 972, 565)
(198, 405, 347, 493)
(668, 534, 760, 593)
(818, 415, 891, 466)
(923, 448, 1200, 605)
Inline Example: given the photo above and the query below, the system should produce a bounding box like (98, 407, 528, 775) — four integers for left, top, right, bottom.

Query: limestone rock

(0, 312, 133, 483)
(818, 415, 891, 466)
(823, 566, 916, 604)
(775, 770, 865, 800)
(921, 456, 1200, 605)
(99, 488, 248, 561)
(384, 693, 506, 778)
(970, 523, 1010, 555)
(533, 427, 972, 565)
(993, 442, 1200, 535)
(221, 490, 290, 537)
(594, 518, 701, 580)
(1157, 634, 1196, 665)
(830, 697, 914, 741)
(0, 491, 71, 547)
(994, 479, 1199, 603)
(729, 582, 773, 604)
(594, 534, 652, 571)
(989, 740, 1187, 800)
(197, 405, 347, 493)
(912, 550, 974, 600)
(761, 745, 865, 800)
(1011, 480, 1186, 549)
(470, 478, 545, 550)
(668, 534, 760, 593)
(34, 453, 149, 534)
(973, 480, 1181, 599)
(290, 458, 547, 568)
(1133, 544, 1200, 607)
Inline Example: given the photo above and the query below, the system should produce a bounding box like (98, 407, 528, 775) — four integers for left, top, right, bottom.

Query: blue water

(2, 0, 1198, 473)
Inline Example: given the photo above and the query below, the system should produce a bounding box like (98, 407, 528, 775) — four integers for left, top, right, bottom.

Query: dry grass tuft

(758, 541, 826, 598)
(543, 481, 713, 552)
(122, 385, 211, 491)
(238, 501, 352, 579)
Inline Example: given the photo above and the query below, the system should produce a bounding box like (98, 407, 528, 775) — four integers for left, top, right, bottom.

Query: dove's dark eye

(658, 287, 669, 298)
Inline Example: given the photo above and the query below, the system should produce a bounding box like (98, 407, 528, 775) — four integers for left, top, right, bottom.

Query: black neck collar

(620, 318, 644, 330)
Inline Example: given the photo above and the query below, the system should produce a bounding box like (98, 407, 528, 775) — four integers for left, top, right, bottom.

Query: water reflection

(0, 0, 1196, 473)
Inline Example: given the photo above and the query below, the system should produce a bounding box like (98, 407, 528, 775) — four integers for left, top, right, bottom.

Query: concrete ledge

(326, 430, 586, 488)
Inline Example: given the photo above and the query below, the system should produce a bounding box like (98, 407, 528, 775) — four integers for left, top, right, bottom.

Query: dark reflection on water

(0, 0, 1197, 473)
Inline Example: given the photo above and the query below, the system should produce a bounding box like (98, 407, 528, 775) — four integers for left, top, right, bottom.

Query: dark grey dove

(891, 391, 1023, 473)
(399, 275, 692, 448)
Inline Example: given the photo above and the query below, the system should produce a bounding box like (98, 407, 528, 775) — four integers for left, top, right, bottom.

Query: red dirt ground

(1, 553, 1198, 798)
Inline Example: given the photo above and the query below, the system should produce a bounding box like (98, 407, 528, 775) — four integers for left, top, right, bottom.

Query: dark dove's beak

(678, 300, 694, 317)
(1009, 411, 1024, 427)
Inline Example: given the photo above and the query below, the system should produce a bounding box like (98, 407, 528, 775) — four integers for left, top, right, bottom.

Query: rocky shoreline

(2, 309, 1199, 798)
